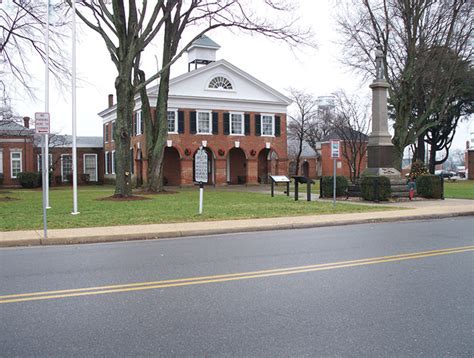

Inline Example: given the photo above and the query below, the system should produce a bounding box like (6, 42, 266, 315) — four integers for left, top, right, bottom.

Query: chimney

(108, 94, 114, 108)
(23, 116, 30, 128)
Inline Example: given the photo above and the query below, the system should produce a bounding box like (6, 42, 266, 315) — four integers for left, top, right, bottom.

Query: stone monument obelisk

(366, 47, 401, 177)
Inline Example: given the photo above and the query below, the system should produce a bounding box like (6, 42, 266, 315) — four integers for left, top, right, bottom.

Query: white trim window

(10, 151, 22, 179)
(208, 76, 233, 90)
(197, 110, 212, 134)
(0, 150, 3, 175)
(167, 110, 178, 133)
(111, 150, 116, 174)
(230, 112, 244, 135)
(61, 154, 72, 182)
(136, 111, 142, 135)
(111, 121, 115, 142)
(104, 123, 109, 143)
(37, 154, 53, 172)
(105, 151, 109, 175)
(261, 114, 275, 136)
(83, 154, 98, 182)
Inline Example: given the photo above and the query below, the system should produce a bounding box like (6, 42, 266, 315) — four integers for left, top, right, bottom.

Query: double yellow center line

(1, 245, 472, 304)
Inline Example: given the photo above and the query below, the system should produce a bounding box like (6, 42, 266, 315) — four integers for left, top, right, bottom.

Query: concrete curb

(1, 210, 473, 248)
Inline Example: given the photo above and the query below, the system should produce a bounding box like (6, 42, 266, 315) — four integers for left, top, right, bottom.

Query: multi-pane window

(84, 154, 97, 182)
(111, 151, 116, 174)
(104, 123, 109, 143)
(10, 152, 22, 178)
(111, 121, 116, 142)
(230, 113, 244, 135)
(61, 154, 72, 182)
(105, 152, 109, 174)
(167, 110, 178, 133)
(261, 114, 274, 136)
(197, 111, 211, 134)
(37, 154, 53, 172)
(135, 111, 142, 135)
(208, 76, 233, 90)
(0, 151, 3, 175)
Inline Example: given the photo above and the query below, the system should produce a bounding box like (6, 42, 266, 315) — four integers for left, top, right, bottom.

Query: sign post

(35, 112, 50, 239)
(194, 147, 208, 214)
(330, 140, 340, 207)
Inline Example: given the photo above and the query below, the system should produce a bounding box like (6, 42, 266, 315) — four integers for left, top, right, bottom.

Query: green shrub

(416, 174, 443, 199)
(409, 160, 429, 180)
(360, 176, 392, 201)
(320, 176, 348, 197)
(17, 172, 41, 188)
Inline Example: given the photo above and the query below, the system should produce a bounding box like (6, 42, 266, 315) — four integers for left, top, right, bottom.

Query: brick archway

(227, 147, 247, 184)
(163, 147, 181, 186)
(257, 148, 279, 184)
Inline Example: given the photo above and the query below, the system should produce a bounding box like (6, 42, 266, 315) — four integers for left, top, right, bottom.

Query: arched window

(208, 76, 233, 90)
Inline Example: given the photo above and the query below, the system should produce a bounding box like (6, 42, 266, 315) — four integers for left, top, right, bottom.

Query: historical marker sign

(35, 112, 50, 134)
(194, 147, 208, 183)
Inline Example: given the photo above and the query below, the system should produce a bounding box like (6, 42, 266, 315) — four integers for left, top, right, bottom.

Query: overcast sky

(11, 0, 473, 152)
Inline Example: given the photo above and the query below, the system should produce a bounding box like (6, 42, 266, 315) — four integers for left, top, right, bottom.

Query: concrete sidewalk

(1, 199, 473, 247)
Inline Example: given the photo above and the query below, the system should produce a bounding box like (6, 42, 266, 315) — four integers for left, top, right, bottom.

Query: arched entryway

(227, 147, 247, 184)
(193, 147, 215, 184)
(163, 147, 181, 186)
(257, 148, 279, 184)
(302, 161, 309, 178)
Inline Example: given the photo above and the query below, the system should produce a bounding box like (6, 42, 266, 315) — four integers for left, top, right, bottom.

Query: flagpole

(71, 0, 79, 215)
(45, 0, 50, 209)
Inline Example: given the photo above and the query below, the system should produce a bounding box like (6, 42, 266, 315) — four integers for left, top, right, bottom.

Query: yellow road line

(1, 246, 472, 304)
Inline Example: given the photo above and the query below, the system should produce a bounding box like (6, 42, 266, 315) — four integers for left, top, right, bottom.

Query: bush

(416, 174, 443, 199)
(409, 160, 429, 180)
(320, 176, 348, 197)
(0, 173, 3, 185)
(17, 172, 41, 188)
(360, 175, 392, 201)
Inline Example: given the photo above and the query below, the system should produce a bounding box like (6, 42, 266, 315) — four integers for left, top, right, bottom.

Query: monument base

(367, 145, 397, 169)
(364, 167, 401, 178)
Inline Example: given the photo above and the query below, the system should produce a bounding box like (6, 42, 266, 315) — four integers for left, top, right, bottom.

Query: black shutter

(140, 114, 144, 134)
(132, 114, 136, 136)
(130, 148, 134, 174)
(190, 111, 197, 134)
(178, 111, 185, 133)
(275, 115, 281, 137)
(255, 114, 261, 136)
(244, 114, 250, 135)
(107, 152, 112, 174)
(224, 113, 230, 135)
(212, 112, 219, 134)
(105, 124, 109, 142)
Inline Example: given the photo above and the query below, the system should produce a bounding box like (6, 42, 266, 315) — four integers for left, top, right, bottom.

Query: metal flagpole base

(71, 212, 80, 215)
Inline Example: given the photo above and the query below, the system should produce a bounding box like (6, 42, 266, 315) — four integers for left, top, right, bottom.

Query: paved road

(1, 218, 473, 357)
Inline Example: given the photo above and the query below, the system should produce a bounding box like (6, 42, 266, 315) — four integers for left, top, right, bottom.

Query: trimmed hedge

(17, 172, 42, 188)
(320, 176, 348, 197)
(361, 175, 391, 201)
(416, 174, 443, 199)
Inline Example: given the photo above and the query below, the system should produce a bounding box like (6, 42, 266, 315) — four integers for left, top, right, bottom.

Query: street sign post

(330, 140, 341, 206)
(35, 112, 50, 239)
(194, 147, 208, 214)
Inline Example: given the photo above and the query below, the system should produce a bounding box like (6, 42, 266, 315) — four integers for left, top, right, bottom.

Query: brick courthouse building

(100, 36, 291, 186)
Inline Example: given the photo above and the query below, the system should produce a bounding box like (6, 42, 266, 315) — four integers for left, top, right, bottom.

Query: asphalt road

(1, 217, 473, 357)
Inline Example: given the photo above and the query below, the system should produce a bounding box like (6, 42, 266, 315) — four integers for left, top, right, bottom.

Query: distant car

(435, 170, 455, 179)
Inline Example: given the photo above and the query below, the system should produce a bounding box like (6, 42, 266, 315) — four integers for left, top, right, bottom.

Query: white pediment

(161, 60, 291, 106)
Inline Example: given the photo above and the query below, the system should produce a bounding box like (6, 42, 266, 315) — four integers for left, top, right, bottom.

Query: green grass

(444, 180, 474, 199)
(0, 185, 391, 232)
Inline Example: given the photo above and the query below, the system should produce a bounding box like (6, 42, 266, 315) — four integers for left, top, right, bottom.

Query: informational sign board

(194, 147, 208, 183)
(330, 140, 340, 159)
(270, 175, 290, 183)
(35, 112, 50, 134)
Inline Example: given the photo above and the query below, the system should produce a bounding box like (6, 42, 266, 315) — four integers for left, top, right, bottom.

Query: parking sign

(35, 112, 50, 134)
(330, 140, 340, 158)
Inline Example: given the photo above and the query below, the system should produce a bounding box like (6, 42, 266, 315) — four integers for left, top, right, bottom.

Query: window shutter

(275, 116, 281, 137)
(104, 124, 109, 142)
(140, 114, 144, 134)
(224, 113, 230, 135)
(244, 114, 250, 135)
(132, 114, 136, 136)
(107, 152, 112, 174)
(178, 111, 185, 133)
(255, 114, 261, 136)
(190, 111, 197, 134)
(212, 112, 219, 134)
(130, 148, 134, 174)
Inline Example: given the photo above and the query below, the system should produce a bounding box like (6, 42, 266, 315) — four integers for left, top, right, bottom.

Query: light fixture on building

(202, 140, 207, 147)
(266, 142, 271, 149)
(235, 141, 240, 148)
(167, 140, 172, 147)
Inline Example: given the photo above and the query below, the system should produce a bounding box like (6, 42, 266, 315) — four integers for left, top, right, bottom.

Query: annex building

(100, 36, 291, 186)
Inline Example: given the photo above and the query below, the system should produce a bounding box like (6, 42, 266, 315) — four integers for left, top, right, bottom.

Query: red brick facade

(320, 141, 368, 178)
(0, 135, 35, 186)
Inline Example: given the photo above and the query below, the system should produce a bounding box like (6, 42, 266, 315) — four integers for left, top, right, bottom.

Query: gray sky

(12, 0, 473, 151)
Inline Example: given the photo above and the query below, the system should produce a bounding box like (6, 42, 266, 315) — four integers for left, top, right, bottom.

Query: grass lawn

(0, 185, 390, 231)
(444, 180, 474, 199)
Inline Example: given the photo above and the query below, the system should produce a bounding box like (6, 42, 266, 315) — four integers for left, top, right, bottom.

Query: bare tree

(1, 0, 69, 97)
(287, 88, 318, 175)
(336, 0, 473, 169)
(330, 90, 370, 183)
(304, 102, 333, 157)
(72, 0, 311, 195)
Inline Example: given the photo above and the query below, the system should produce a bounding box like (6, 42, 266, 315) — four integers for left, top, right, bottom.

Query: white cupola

(187, 35, 220, 72)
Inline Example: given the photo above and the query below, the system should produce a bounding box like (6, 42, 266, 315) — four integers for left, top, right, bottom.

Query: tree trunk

(416, 134, 425, 162)
(114, 75, 134, 197)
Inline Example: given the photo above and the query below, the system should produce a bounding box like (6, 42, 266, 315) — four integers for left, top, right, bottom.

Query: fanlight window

(208, 76, 233, 90)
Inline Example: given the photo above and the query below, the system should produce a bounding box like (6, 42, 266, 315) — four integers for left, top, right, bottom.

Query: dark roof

(321, 127, 369, 142)
(0, 120, 34, 136)
(33, 135, 103, 148)
(287, 139, 319, 157)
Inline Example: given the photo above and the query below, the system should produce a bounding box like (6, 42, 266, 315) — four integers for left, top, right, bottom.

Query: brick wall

(320, 142, 367, 179)
(0, 136, 35, 186)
